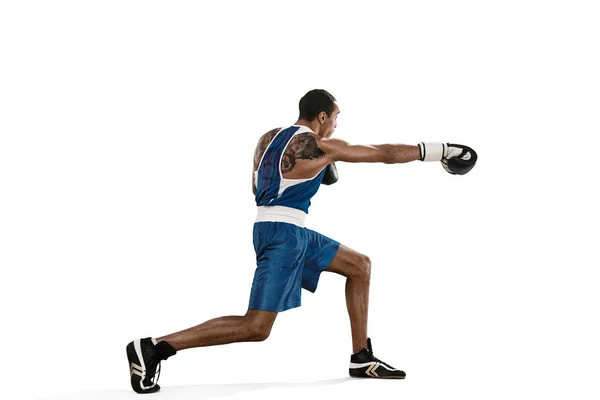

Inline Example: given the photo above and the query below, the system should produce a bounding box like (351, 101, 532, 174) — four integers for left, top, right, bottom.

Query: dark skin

(159, 102, 421, 353)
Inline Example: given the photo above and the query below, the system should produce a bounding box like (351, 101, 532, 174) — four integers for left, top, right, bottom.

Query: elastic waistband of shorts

(255, 206, 306, 228)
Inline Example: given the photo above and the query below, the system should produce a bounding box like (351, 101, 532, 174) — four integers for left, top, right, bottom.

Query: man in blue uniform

(126, 89, 477, 393)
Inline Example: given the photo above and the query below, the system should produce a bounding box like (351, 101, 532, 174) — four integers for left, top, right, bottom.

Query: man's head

(298, 89, 340, 138)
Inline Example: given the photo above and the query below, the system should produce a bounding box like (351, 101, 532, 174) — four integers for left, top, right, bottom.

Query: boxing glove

(418, 142, 477, 175)
(321, 162, 339, 185)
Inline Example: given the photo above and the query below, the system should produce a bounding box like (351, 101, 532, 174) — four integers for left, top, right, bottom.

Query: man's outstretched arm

(317, 138, 477, 175)
(317, 138, 421, 164)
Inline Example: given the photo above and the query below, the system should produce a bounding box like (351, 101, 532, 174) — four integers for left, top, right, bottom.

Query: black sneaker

(349, 338, 406, 379)
(126, 338, 176, 394)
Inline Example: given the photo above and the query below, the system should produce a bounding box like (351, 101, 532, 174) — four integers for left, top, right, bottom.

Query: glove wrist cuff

(418, 142, 446, 162)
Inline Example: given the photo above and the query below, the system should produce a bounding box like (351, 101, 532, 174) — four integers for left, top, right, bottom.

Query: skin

(158, 102, 421, 354)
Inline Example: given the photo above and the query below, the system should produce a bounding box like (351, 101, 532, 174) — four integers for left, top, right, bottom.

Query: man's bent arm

(318, 138, 421, 164)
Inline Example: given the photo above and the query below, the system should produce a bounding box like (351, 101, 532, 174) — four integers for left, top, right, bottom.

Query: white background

(0, 1, 598, 399)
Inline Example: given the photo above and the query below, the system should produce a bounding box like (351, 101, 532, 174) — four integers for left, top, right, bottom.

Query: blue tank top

(254, 125, 326, 213)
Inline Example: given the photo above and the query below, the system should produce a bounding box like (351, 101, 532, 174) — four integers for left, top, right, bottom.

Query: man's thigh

(301, 228, 340, 292)
(249, 222, 306, 312)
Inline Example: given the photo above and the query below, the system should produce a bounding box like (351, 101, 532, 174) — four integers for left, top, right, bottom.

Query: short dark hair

(298, 89, 337, 121)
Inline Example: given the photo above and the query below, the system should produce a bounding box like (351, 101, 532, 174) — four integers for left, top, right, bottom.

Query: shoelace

(143, 357, 161, 388)
(366, 339, 396, 370)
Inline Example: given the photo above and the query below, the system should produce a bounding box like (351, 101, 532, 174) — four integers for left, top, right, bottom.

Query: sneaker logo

(130, 362, 144, 378)
(366, 362, 380, 377)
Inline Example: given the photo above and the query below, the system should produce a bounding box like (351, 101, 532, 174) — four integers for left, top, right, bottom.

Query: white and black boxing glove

(321, 162, 338, 185)
(418, 142, 478, 175)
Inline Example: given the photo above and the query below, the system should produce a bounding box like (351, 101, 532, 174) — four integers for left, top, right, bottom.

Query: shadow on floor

(42, 377, 353, 400)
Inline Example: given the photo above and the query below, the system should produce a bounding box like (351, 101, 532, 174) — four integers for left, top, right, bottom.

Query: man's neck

(294, 119, 321, 136)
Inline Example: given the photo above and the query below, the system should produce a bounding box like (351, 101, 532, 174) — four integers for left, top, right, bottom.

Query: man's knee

(248, 325, 271, 342)
(356, 254, 371, 281)
(244, 310, 276, 341)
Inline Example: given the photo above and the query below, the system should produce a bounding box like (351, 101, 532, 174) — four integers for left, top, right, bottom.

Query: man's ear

(319, 111, 326, 123)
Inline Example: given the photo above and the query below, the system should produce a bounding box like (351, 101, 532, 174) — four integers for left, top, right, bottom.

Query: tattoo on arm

(281, 133, 325, 174)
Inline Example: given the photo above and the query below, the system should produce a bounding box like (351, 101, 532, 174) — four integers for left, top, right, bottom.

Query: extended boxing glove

(418, 142, 477, 175)
(321, 162, 338, 185)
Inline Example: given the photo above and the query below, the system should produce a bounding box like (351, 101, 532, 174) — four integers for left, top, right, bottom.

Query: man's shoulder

(262, 127, 282, 141)
(315, 137, 348, 153)
(255, 127, 282, 147)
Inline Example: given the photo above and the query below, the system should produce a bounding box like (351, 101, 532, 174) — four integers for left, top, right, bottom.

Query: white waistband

(256, 206, 307, 227)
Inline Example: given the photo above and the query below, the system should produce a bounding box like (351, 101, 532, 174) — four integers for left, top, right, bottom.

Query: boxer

(126, 89, 476, 393)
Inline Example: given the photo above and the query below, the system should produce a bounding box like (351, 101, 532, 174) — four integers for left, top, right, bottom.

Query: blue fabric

(254, 126, 326, 213)
(248, 222, 341, 312)
(255, 126, 299, 206)
(267, 169, 326, 213)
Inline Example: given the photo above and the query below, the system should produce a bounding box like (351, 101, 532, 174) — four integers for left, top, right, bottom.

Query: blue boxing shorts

(248, 221, 340, 313)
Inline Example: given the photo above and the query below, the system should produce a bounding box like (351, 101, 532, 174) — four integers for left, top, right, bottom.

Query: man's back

(253, 125, 329, 214)
(253, 127, 331, 180)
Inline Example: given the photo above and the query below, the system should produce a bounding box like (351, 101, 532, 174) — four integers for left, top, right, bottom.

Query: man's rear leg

(157, 309, 278, 350)
(126, 309, 277, 393)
